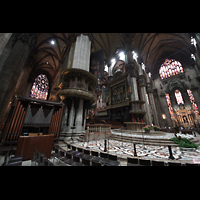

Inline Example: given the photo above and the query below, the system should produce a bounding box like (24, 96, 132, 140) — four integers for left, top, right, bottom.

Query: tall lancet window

(30, 74, 49, 100)
(175, 90, 184, 105)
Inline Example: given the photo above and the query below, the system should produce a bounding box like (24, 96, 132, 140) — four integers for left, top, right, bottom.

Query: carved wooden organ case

(1, 96, 64, 142)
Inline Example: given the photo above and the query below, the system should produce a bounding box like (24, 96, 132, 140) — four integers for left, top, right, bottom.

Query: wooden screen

(15, 134, 54, 161)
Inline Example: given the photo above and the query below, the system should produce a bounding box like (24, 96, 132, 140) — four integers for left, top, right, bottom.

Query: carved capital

(16, 33, 37, 48)
(125, 63, 137, 77)
(138, 75, 146, 87)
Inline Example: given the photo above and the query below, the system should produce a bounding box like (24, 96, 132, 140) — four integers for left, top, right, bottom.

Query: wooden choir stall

(0, 96, 64, 161)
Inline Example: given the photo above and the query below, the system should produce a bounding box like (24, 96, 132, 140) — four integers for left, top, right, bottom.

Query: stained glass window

(187, 89, 199, 117)
(30, 74, 49, 100)
(159, 59, 184, 79)
(165, 93, 174, 118)
(175, 90, 184, 105)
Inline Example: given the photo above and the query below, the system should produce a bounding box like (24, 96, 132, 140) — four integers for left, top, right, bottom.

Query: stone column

(130, 76, 139, 101)
(126, 63, 139, 104)
(160, 92, 173, 127)
(75, 98, 84, 133)
(147, 82, 159, 126)
(65, 42, 75, 70)
(59, 33, 97, 135)
(14, 55, 35, 97)
(61, 105, 68, 133)
(72, 34, 91, 72)
(137, 63, 152, 125)
(125, 63, 139, 100)
(0, 33, 36, 129)
(108, 58, 114, 82)
(83, 108, 87, 128)
(125, 48, 139, 100)
(138, 75, 152, 125)
(125, 56, 146, 124)
(0, 33, 12, 56)
(153, 89, 165, 127)
(67, 98, 75, 133)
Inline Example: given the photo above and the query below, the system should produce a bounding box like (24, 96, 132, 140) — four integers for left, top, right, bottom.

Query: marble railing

(85, 124, 111, 141)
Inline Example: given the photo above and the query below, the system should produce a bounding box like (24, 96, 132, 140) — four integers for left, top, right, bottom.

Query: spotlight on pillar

(111, 58, 116, 63)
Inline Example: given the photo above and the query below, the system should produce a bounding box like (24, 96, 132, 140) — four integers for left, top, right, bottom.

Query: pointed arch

(30, 74, 49, 100)
(159, 59, 184, 79)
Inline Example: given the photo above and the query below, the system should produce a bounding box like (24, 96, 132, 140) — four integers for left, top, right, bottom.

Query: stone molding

(60, 88, 96, 104)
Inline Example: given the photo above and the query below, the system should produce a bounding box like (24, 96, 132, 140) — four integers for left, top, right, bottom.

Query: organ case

(1, 96, 64, 142)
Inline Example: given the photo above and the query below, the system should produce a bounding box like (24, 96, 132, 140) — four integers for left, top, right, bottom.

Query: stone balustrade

(85, 124, 111, 141)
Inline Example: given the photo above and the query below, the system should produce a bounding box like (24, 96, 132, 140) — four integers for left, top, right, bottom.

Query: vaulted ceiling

(30, 33, 195, 84)
(128, 33, 194, 77)
(32, 33, 75, 81)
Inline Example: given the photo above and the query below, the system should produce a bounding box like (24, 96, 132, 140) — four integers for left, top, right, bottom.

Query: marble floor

(73, 139, 200, 164)
(2, 130, 199, 166)
(111, 129, 195, 140)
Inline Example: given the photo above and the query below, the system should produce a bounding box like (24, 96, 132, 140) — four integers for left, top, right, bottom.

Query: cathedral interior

(1, 33, 200, 166)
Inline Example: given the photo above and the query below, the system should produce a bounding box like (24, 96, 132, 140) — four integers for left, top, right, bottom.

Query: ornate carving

(125, 63, 137, 77)
(59, 95, 66, 103)
(16, 33, 37, 48)
(138, 75, 146, 87)
(58, 83, 63, 89)
(61, 68, 97, 88)
(60, 88, 96, 104)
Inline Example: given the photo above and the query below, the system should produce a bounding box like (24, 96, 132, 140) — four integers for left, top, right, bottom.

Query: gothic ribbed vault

(30, 33, 195, 83)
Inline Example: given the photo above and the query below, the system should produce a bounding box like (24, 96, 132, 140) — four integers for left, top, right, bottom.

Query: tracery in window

(175, 90, 184, 105)
(30, 74, 49, 100)
(187, 89, 199, 117)
(159, 59, 184, 79)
